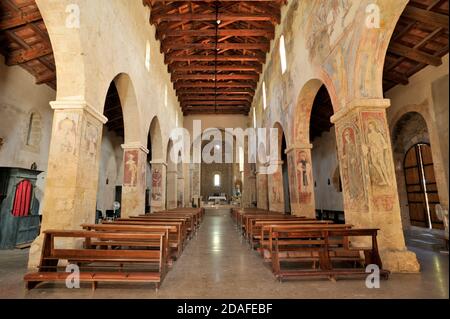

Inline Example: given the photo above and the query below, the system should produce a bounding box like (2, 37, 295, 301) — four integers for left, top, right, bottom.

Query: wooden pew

(248, 220, 332, 249)
(81, 223, 183, 261)
(269, 227, 390, 281)
(24, 229, 168, 290)
(130, 215, 195, 237)
(113, 220, 187, 253)
(245, 216, 311, 241)
(241, 214, 301, 237)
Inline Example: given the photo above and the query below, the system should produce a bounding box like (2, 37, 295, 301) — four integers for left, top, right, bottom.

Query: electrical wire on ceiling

(214, 1, 220, 114)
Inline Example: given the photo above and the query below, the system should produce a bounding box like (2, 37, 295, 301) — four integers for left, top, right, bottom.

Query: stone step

(407, 238, 447, 252)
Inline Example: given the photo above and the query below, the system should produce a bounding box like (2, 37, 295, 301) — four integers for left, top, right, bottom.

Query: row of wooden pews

(231, 208, 390, 281)
(24, 208, 204, 291)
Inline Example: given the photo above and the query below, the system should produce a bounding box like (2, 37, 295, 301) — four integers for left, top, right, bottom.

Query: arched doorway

(404, 143, 442, 229)
(392, 111, 442, 230)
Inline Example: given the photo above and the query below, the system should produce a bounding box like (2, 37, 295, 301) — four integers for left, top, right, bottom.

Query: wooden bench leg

(92, 281, 97, 291)
(26, 281, 41, 290)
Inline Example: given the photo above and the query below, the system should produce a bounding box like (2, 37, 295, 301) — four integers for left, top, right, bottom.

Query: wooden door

(404, 144, 443, 229)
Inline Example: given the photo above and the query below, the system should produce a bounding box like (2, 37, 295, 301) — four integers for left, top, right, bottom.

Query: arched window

(279, 35, 287, 74)
(214, 174, 221, 187)
(26, 112, 42, 148)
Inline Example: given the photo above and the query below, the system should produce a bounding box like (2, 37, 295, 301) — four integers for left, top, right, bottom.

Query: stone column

(166, 169, 178, 209)
(331, 98, 419, 272)
(177, 168, 184, 208)
(183, 163, 191, 207)
(28, 100, 107, 268)
(268, 160, 284, 212)
(121, 143, 148, 218)
(256, 165, 269, 210)
(286, 144, 316, 218)
(150, 160, 166, 212)
(190, 163, 201, 207)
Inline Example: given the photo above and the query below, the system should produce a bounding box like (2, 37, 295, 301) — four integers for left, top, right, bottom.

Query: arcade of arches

(0, 0, 448, 298)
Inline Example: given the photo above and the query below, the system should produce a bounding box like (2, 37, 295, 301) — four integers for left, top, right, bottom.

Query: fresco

(271, 170, 283, 204)
(58, 117, 77, 155)
(124, 150, 139, 187)
(84, 122, 98, 160)
(152, 168, 162, 201)
(337, 120, 368, 211)
(287, 152, 298, 203)
(296, 150, 313, 204)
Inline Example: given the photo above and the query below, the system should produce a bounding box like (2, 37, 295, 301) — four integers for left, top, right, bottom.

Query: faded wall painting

(124, 150, 139, 187)
(296, 150, 313, 204)
(337, 120, 368, 211)
(84, 122, 99, 160)
(58, 116, 77, 155)
(362, 111, 396, 211)
(271, 170, 283, 204)
(152, 168, 163, 202)
(287, 152, 298, 203)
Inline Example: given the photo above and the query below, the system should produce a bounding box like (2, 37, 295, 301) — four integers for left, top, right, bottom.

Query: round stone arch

(35, 0, 87, 102)
(110, 73, 144, 146)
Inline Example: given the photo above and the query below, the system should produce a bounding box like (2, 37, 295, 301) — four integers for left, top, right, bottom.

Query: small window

(253, 107, 257, 128)
(145, 40, 151, 71)
(262, 81, 267, 110)
(214, 174, 221, 187)
(279, 35, 287, 74)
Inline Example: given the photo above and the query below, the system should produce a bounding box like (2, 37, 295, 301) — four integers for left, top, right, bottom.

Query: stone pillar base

(380, 248, 420, 273)
(28, 234, 44, 269)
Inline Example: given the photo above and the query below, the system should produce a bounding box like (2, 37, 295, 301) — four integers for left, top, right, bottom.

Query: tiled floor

(0, 209, 448, 299)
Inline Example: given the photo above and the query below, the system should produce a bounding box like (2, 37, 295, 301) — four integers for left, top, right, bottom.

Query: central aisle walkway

(1, 208, 447, 299)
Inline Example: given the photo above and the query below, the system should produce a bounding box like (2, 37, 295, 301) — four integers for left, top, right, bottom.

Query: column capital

(50, 99, 108, 124)
(270, 160, 284, 165)
(331, 98, 390, 124)
(121, 142, 149, 154)
(151, 159, 167, 166)
(285, 143, 313, 154)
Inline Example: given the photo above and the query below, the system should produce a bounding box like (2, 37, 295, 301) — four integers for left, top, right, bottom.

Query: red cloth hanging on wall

(12, 180, 32, 217)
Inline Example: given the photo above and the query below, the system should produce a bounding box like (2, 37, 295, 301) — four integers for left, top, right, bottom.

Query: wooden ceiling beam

(35, 71, 56, 84)
(166, 54, 265, 63)
(170, 64, 262, 73)
(184, 109, 249, 115)
(5, 45, 52, 65)
(403, 6, 449, 29)
(388, 42, 442, 66)
(0, 10, 42, 30)
(182, 100, 250, 106)
(384, 71, 410, 85)
(177, 89, 254, 96)
(160, 29, 274, 40)
(172, 73, 259, 81)
(162, 42, 270, 52)
(180, 95, 253, 102)
(175, 81, 256, 89)
(151, 13, 279, 25)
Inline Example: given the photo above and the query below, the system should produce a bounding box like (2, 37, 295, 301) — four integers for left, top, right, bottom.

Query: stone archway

(391, 111, 444, 231)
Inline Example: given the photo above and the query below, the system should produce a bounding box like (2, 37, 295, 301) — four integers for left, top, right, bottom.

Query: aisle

(158, 208, 278, 298)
